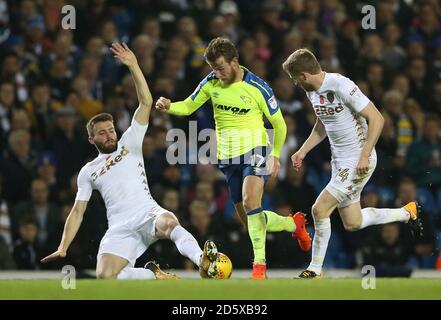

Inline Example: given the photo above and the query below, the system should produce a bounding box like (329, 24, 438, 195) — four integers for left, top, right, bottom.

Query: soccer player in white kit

(41, 43, 218, 280)
(282, 48, 423, 279)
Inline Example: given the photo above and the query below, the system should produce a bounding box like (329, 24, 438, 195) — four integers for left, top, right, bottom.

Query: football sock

(360, 207, 410, 229)
(247, 208, 267, 264)
(117, 267, 155, 279)
(264, 210, 296, 232)
(308, 217, 331, 274)
(170, 225, 203, 267)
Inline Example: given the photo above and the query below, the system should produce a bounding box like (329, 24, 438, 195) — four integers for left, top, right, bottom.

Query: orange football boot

(251, 263, 267, 280)
(291, 212, 312, 251)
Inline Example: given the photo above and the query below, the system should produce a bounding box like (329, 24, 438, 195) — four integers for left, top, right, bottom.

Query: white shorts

(97, 205, 175, 267)
(325, 156, 377, 208)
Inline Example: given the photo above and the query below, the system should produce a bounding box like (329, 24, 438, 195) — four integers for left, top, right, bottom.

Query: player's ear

(231, 56, 239, 66)
(88, 136, 95, 145)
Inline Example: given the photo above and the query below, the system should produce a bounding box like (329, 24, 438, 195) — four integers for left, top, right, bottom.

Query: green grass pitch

(0, 278, 440, 300)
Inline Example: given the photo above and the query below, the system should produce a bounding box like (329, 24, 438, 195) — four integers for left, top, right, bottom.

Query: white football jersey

(305, 73, 374, 161)
(76, 119, 157, 228)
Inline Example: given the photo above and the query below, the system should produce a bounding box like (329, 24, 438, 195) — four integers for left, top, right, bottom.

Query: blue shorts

(218, 147, 269, 204)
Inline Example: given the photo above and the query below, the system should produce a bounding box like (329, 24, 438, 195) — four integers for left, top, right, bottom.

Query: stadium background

(0, 0, 440, 277)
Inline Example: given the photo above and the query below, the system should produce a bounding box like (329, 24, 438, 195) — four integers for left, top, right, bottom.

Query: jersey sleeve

(249, 77, 285, 158)
(189, 73, 212, 106)
(75, 166, 93, 202)
(246, 74, 279, 117)
(265, 109, 287, 158)
(336, 76, 370, 112)
(119, 118, 149, 153)
(168, 72, 214, 115)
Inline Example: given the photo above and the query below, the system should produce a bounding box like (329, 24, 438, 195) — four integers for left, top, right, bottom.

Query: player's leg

(244, 152, 310, 245)
(242, 175, 267, 278)
(220, 164, 249, 229)
(234, 202, 248, 229)
(299, 189, 338, 278)
(154, 212, 218, 276)
(97, 228, 157, 280)
(236, 201, 301, 235)
(263, 209, 311, 251)
(235, 201, 301, 235)
(337, 154, 422, 234)
(339, 200, 422, 235)
(337, 201, 363, 231)
(97, 252, 158, 280)
(155, 212, 203, 267)
(226, 167, 249, 228)
(96, 253, 129, 279)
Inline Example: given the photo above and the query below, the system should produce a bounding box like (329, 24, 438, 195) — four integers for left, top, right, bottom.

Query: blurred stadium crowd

(0, 0, 440, 275)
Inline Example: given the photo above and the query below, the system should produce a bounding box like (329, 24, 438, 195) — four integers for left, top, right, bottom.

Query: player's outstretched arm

(291, 117, 327, 171)
(357, 102, 384, 175)
(111, 42, 152, 125)
(40, 200, 88, 263)
(155, 76, 211, 115)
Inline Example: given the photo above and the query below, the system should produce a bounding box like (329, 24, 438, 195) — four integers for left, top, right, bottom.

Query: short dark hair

(204, 37, 238, 64)
(282, 48, 321, 76)
(86, 113, 114, 137)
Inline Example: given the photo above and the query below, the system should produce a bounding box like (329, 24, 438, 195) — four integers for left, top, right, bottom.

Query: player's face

(89, 121, 118, 153)
(209, 57, 238, 85)
(289, 72, 315, 91)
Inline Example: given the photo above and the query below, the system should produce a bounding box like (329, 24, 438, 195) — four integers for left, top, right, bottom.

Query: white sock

(116, 266, 155, 280)
(308, 218, 331, 274)
(170, 225, 203, 267)
(360, 207, 410, 229)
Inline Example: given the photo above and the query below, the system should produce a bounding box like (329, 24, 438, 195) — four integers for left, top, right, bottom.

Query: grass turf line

(0, 279, 440, 300)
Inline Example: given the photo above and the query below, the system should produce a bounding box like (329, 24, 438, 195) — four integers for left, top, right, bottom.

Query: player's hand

(356, 155, 370, 175)
(291, 149, 306, 171)
(110, 42, 137, 67)
(40, 249, 66, 263)
(266, 155, 280, 178)
(155, 97, 171, 112)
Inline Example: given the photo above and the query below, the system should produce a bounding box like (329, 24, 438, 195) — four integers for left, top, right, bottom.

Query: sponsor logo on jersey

(91, 146, 130, 182)
(268, 95, 278, 110)
(313, 104, 344, 116)
(216, 104, 251, 114)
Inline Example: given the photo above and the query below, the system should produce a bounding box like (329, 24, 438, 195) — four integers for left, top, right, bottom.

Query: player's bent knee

(96, 268, 118, 279)
(343, 222, 361, 232)
(166, 218, 179, 232)
(242, 195, 260, 213)
(155, 213, 179, 238)
(312, 204, 328, 219)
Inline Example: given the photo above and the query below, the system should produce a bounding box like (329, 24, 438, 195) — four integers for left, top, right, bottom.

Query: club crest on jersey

(327, 92, 334, 103)
(320, 95, 325, 104)
(91, 146, 130, 182)
(240, 95, 252, 104)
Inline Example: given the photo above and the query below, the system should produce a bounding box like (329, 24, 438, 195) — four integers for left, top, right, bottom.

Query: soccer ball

(211, 253, 233, 279)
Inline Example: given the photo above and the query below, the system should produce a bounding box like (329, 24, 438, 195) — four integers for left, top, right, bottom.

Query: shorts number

(250, 154, 266, 168)
(338, 168, 349, 183)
